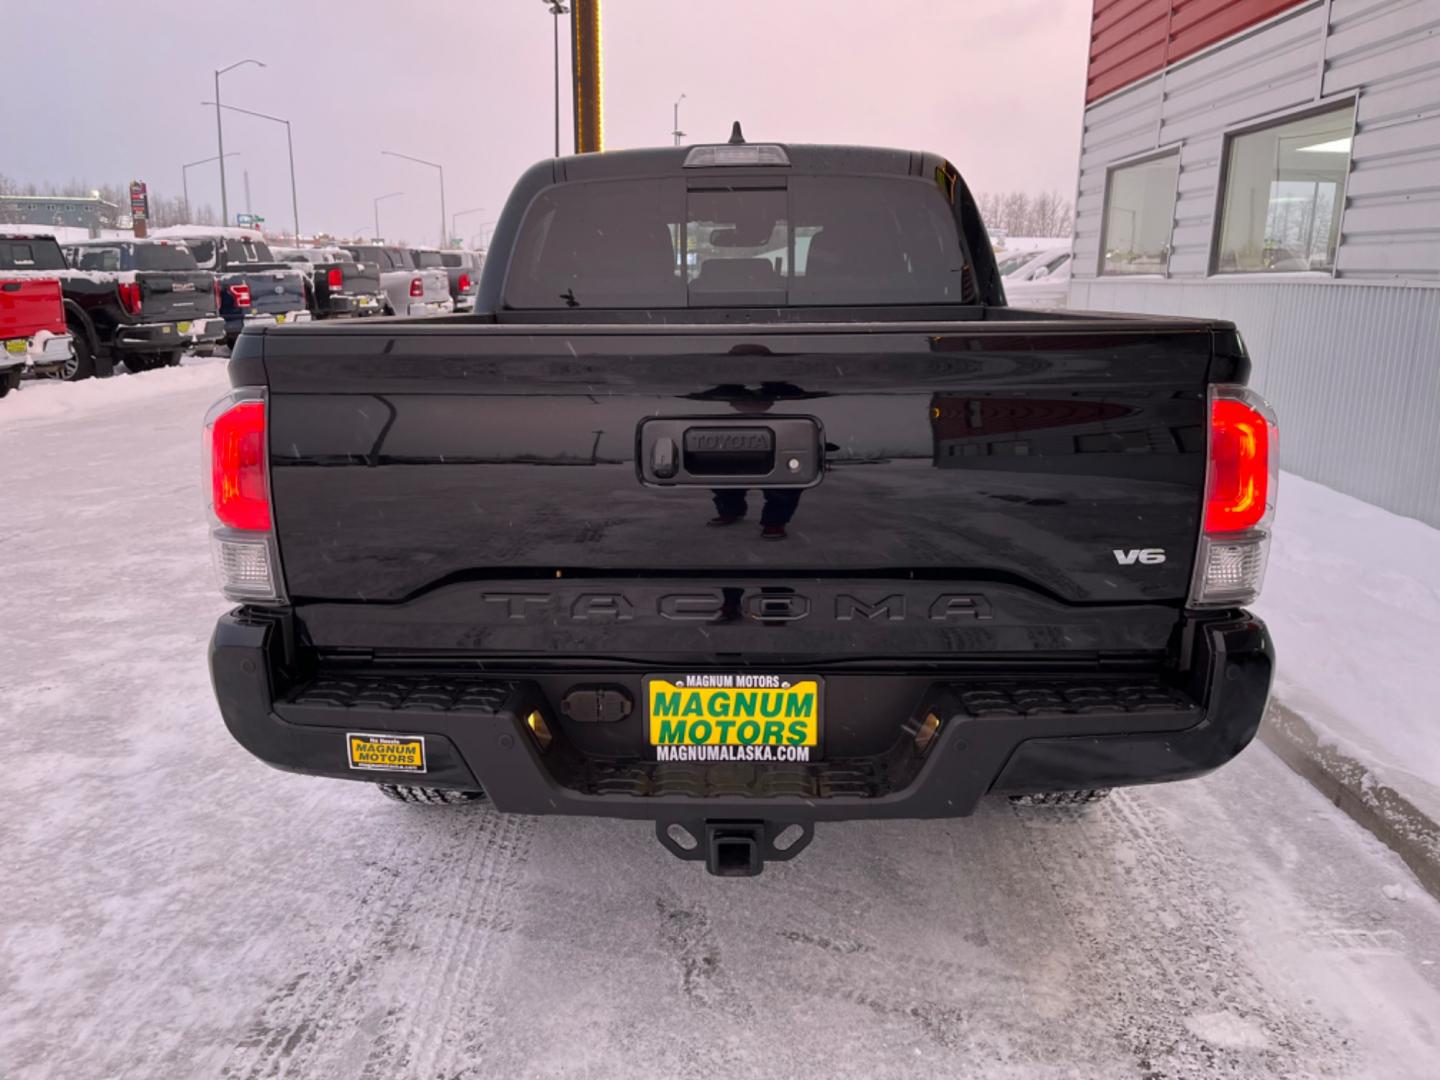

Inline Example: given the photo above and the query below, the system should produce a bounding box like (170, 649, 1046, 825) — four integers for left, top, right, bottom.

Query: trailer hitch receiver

(656, 818, 815, 877)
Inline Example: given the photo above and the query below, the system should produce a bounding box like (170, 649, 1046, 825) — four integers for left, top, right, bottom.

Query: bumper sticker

(347, 733, 426, 774)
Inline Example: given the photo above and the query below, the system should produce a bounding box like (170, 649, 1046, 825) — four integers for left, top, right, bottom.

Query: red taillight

(211, 400, 271, 531)
(117, 280, 143, 315)
(327, 267, 344, 289)
(229, 283, 252, 309)
(1205, 396, 1272, 533)
(458, 273, 472, 292)
(213, 278, 221, 311)
(409, 276, 424, 298)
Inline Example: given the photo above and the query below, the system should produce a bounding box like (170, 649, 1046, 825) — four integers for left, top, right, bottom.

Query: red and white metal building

(1068, 0, 1440, 525)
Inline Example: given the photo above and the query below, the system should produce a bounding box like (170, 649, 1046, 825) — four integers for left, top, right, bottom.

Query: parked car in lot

(411, 248, 482, 312)
(994, 248, 1042, 276)
(1, 232, 217, 379)
(339, 245, 452, 316)
(273, 247, 385, 320)
(208, 139, 1277, 877)
(151, 227, 310, 348)
(1003, 245, 1073, 309)
(63, 239, 227, 371)
(0, 256, 73, 393)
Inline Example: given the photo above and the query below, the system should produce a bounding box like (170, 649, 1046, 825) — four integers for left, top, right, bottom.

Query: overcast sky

(6, 0, 1092, 245)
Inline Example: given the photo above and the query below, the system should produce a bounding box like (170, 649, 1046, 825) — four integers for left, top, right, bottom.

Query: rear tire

(124, 353, 161, 373)
(1009, 789, 1113, 807)
(0, 368, 21, 397)
(53, 324, 96, 382)
(376, 784, 487, 806)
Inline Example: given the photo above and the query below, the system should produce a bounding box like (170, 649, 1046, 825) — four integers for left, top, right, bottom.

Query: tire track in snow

(1012, 790, 1353, 1078)
(217, 808, 531, 1079)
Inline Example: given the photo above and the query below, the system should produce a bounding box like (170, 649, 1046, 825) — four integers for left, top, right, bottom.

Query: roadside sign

(236, 213, 265, 227)
(129, 181, 148, 221)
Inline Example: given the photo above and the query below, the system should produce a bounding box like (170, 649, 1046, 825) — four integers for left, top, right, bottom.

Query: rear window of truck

(0, 239, 68, 271)
(411, 251, 444, 269)
(224, 239, 275, 264)
(131, 243, 199, 271)
(504, 176, 973, 309)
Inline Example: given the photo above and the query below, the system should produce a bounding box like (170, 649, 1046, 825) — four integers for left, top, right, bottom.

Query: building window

(1100, 153, 1179, 275)
(1215, 101, 1356, 274)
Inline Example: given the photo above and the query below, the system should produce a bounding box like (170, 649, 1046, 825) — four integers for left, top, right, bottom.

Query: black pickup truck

(151, 228, 310, 348)
(0, 233, 223, 378)
(207, 137, 1277, 876)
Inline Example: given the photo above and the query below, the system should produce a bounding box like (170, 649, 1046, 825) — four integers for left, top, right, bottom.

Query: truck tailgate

(242, 269, 306, 315)
(259, 322, 1216, 656)
(139, 270, 218, 320)
(0, 278, 65, 338)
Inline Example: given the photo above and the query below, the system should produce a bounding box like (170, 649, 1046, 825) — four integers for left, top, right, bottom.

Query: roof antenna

(728, 121, 746, 145)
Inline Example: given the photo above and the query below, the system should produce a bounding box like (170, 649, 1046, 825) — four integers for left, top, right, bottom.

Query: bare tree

(976, 189, 1075, 238)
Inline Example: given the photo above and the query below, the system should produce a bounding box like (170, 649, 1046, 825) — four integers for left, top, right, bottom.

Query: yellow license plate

(275, 314, 286, 324)
(4, 339, 25, 354)
(646, 675, 821, 762)
(347, 733, 426, 774)
(177, 321, 191, 334)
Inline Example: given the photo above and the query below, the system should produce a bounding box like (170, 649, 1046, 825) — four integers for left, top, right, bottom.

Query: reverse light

(409, 276, 424, 298)
(117, 280, 143, 315)
(327, 266, 344, 290)
(229, 283, 252, 308)
(1189, 385, 1278, 608)
(204, 390, 284, 602)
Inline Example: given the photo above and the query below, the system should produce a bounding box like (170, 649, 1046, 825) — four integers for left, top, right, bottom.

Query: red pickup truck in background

(0, 273, 74, 397)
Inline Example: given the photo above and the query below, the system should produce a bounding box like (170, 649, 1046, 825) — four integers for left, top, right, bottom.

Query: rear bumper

(3, 330, 73, 374)
(114, 318, 225, 350)
(210, 612, 1273, 822)
(406, 297, 455, 316)
(323, 294, 385, 318)
(227, 310, 312, 334)
(454, 294, 477, 313)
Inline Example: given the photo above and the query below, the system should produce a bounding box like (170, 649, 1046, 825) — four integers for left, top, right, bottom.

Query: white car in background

(1002, 245, 1072, 309)
(994, 249, 1042, 277)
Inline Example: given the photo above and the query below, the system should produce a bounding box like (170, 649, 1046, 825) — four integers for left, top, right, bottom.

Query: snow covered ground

(3, 366, 1440, 1079)
(1258, 474, 1440, 823)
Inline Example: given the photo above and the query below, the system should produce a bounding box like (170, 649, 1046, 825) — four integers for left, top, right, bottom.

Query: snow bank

(0, 225, 131, 244)
(1258, 473, 1440, 821)
(0, 359, 229, 426)
(149, 224, 265, 242)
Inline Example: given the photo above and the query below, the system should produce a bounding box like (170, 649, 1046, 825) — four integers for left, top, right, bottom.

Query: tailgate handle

(682, 427, 773, 475)
(638, 417, 822, 487)
(1, 283, 20, 293)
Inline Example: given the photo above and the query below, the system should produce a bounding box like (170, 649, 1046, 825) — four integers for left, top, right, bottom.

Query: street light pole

(541, 1, 569, 157)
(214, 58, 265, 225)
(452, 207, 486, 244)
(201, 100, 299, 240)
(182, 152, 238, 223)
(382, 150, 446, 248)
(374, 192, 404, 242)
(673, 93, 686, 146)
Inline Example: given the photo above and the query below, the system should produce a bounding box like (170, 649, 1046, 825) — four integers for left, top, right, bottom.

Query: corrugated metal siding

(1070, 279, 1440, 524)
(1087, 0, 1313, 101)
(1073, 0, 1440, 283)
